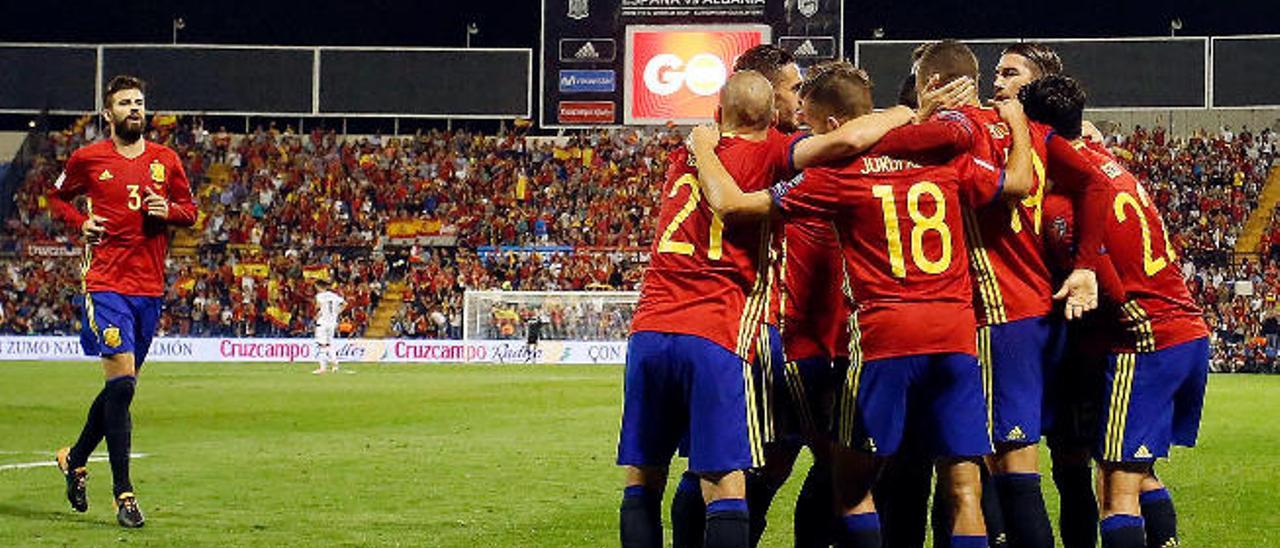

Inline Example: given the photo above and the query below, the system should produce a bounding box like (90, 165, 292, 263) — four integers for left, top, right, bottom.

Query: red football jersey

(1078, 144, 1208, 352)
(953, 105, 1055, 326)
(1042, 193, 1075, 284)
(49, 141, 198, 297)
(631, 130, 796, 357)
(780, 214, 846, 361)
(774, 152, 1002, 362)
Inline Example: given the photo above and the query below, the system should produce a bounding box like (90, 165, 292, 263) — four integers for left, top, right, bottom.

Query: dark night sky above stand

(4, 1, 1277, 47)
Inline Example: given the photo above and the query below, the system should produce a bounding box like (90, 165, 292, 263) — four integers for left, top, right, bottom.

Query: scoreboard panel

(541, 0, 843, 127)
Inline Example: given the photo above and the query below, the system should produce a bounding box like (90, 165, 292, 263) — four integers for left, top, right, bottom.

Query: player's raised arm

(868, 113, 979, 163)
(788, 67, 972, 170)
(1019, 75, 1121, 317)
(790, 105, 915, 169)
(688, 125, 775, 222)
(995, 99, 1034, 199)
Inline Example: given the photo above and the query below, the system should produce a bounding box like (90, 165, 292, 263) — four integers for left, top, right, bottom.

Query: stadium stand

(2, 116, 1276, 365)
(1, 116, 664, 339)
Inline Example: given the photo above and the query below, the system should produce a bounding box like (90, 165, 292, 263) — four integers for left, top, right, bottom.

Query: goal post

(462, 290, 640, 341)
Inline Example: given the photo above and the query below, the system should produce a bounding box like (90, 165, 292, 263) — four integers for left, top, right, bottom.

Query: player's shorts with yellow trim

(985, 315, 1063, 445)
(617, 330, 769, 473)
(837, 352, 992, 458)
(770, 354, 838, 444)
(1098, 337, 1209, 463)
(78, 291, 162, 367)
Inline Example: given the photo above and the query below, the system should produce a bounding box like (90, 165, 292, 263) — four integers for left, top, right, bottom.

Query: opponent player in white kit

(313, 279, 346, 374)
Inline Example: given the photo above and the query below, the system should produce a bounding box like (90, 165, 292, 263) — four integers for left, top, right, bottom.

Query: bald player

(701, 44, 974, 548)
(621, 71, 918, 548)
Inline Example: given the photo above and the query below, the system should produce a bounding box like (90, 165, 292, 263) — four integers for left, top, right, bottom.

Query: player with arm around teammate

(689, 61, 1035, 548)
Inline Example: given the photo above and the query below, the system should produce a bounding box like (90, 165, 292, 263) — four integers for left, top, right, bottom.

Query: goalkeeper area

(462, 290, 640, 342)
(1, 362, 1276, 547)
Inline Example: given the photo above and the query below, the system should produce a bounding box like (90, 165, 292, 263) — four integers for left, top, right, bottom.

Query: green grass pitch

(0, 362, 1276, 546)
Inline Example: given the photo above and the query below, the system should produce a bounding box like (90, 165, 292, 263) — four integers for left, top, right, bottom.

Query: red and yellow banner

(232, 262, 270, 278)
(302, 266, 331, 281)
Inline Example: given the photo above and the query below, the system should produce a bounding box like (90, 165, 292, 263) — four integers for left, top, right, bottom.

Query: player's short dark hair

(316, 278, 332, 289)
(733, 44, 796, 84)
(1002, 42, 1064, 77)
(104, 75, 146, 105)
(799, 60, 873, 120)
(915, 40, 979, 88)
(1019, 74, 1087, 139)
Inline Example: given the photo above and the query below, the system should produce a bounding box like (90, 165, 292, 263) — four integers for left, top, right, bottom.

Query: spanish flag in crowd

(302, 265, 331, 281)
(515, 173, 529, 201)
(266, 305, 292, 328)
(232, 262, 270, 278)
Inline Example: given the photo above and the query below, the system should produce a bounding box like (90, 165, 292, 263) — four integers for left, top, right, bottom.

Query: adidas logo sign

(98, 170, 113, 181)
(1007, 426, 1026, 441)
(575, 42, 599, 60)
(1135, 445, 1153, 459)
(794, 39, 819, 57)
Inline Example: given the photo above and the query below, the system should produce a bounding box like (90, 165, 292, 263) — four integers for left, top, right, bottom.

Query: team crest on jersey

(150, 161, 166, 182)
(1053, 217, 1068, 239)
(567, 0, 588, 20)
(98, 170, 114, 181)
(103, 327, 122, 348)
(797, 0, 819, 18)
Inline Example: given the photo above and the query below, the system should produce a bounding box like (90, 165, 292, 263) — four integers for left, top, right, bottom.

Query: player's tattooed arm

(689, 125, 775, 222)
(791, 105, 915, 169)
(995, 99, 1033, 198)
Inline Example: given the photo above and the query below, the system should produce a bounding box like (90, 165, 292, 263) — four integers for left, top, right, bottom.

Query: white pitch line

(0, 453, 149, 471)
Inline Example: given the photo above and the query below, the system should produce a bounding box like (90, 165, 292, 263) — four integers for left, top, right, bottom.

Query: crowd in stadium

(1108, 124, 1276, 266)
(3, 115, 1279, 371)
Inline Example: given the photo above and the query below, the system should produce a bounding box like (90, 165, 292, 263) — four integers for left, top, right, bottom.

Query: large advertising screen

(624, 25, 770, 125)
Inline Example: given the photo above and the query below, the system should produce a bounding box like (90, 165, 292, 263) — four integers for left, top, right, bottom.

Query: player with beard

(50, 75, 198, 528)
(994, 42, 1107, 548)
(1021, 74, 1203, 548)
(907, 40, 1117, 548)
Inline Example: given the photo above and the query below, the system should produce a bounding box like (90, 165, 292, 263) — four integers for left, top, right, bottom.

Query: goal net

(462, 290, 640, 341)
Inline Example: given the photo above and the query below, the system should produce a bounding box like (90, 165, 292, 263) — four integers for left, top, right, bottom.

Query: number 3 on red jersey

(657, 173, 725, 260)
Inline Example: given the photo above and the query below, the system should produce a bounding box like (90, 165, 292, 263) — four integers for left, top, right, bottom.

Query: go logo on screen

(626, 25, 770, 125)
(643, 53, 727, 97)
